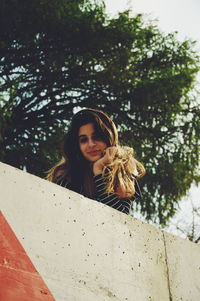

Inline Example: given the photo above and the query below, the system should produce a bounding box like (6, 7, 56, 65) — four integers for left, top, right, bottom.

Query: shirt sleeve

(93, 174, 141, 215)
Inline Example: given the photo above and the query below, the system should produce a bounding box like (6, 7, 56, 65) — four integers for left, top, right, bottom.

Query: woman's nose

(88, 138, 96, 146)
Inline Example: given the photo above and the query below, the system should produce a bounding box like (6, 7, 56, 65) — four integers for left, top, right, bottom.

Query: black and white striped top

(56, 174, 142, 215)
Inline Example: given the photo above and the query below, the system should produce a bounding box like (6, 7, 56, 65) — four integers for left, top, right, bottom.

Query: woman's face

(78, 123, 107, 162)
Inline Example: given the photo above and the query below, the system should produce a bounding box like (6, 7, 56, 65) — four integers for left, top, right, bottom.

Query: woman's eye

(79, 137, 88, 144)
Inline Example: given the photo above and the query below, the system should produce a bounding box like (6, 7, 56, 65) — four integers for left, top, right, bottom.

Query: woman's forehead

(78, 123, 95, 136)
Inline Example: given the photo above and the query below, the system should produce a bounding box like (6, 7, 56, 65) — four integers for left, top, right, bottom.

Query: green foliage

(0, 0, 199, 225)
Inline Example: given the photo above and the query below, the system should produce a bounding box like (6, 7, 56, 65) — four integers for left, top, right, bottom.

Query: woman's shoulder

(55, 175, 71, 189)
(54, 169, 62, 178)
(54, 165, 71, 185)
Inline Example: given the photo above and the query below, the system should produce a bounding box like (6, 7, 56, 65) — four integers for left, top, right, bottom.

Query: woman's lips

(88, 150, 100, 156)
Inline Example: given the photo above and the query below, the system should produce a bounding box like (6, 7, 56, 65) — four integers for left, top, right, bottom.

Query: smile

(87, 150, 100, 156)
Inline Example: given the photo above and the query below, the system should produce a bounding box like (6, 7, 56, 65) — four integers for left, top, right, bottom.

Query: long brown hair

(47, 108, 145, 198)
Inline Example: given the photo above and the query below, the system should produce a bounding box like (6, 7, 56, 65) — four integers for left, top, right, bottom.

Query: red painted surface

(0, 211, 56, 301)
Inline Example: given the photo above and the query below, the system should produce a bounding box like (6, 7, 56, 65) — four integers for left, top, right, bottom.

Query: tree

(0, 0, 200, 224)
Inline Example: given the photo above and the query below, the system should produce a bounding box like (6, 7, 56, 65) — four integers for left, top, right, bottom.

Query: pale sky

(104, 0, 200, 235)
(105, 0, 200, 43)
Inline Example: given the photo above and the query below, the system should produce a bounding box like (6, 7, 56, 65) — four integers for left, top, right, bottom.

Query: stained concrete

(0, 162, 199, 301)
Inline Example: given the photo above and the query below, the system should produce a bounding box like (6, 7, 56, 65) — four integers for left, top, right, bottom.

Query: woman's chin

(87, 155, 101, 163)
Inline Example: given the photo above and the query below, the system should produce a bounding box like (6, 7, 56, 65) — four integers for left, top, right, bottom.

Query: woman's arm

(92, 146, 142, 214)
(93, 174, 142, 214)
(55, 173, 142, 214)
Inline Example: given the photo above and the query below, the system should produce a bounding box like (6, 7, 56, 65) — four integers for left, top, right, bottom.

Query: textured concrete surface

(0, 162, 199, 301)
(164, 231, 200, 301)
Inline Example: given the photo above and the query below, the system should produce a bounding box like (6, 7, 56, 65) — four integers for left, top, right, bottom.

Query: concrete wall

(0, 162, 199, 301)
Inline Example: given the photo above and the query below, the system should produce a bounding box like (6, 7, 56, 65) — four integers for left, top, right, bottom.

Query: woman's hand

(93, 146, 117, 175)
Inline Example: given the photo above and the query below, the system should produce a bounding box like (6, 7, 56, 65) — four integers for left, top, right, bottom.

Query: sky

(105, 0, 200, 43)
(104, 0, 200, 237)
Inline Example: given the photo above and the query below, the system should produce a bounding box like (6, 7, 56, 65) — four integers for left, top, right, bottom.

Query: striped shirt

(56, 174, 142, 215)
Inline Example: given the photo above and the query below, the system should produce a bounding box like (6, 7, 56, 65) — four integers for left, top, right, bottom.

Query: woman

(47, 108, 145, 214)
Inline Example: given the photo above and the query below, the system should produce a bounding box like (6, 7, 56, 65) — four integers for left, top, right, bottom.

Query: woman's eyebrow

(78, 132, 95, 138)
(78, 134, 87, 138)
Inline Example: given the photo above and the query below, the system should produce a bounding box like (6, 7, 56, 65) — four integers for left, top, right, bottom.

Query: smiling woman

(47, 109, 145, 215)
(78, 123, 107, 163)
